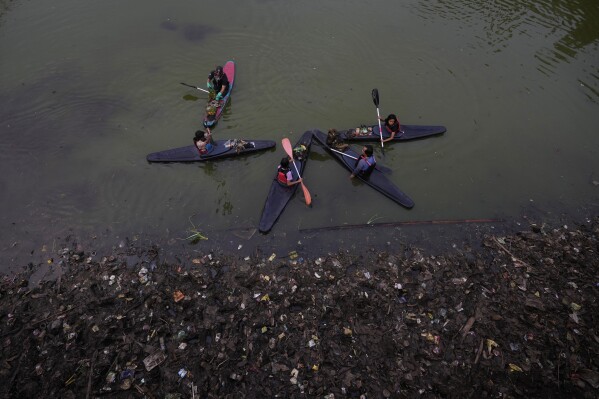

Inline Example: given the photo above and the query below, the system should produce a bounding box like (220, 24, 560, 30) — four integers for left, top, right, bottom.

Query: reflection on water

(418, 0, 599, 100)
(1, 0, 598, 272)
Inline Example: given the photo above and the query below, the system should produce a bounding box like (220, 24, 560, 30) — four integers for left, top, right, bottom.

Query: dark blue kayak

(312, 130, 414, 209)
(146, 139, 275, 163)
(258, 131, 313, 233)
(339, 124, 446, 142)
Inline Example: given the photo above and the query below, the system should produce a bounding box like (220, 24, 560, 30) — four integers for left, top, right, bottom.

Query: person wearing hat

(207, 65, 230, 102)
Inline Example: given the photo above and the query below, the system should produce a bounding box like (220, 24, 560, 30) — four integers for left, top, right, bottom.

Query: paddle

(281, 138, 312, 206)
(327, 147, 393, 174)
(180, 82, 210, 94)
(372, 88, 385, 154)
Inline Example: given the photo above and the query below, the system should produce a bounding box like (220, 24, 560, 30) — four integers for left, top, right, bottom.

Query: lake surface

(1, 0, 598, 272)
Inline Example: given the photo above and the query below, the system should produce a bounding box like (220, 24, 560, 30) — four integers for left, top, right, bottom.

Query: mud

(1, 218, 598, 398)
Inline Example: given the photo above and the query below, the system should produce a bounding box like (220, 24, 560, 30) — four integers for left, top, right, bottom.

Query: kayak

(339, 124, 446, 142)
(146, 139, 275, 163)
(203, 60, 235, 128)
(258, 131, 313, 233)
(312, 130, 414, 209)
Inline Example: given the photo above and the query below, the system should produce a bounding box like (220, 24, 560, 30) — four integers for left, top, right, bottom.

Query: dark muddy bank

(0, 218, 598, 398)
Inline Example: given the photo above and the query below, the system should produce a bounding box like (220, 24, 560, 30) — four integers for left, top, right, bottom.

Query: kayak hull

(258, 131, 313, 233)
(146, 139, 275, 163)
(340, 124, 446, 142)
(312, 130, 414, 209)
(203, 60, 235, 128)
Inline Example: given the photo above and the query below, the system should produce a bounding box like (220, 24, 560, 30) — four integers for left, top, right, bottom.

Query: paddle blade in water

(301, 182, 312, 206)
(372, 88, 380, 107)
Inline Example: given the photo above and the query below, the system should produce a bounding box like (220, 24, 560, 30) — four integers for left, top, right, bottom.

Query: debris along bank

(1, 220, 598, 398)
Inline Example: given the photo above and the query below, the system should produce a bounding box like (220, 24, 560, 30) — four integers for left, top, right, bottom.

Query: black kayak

(339, 124, 446, 142)
(258, 131, 313, 233)
(146, 139, 275, 163)
(312, 130, 414, 209)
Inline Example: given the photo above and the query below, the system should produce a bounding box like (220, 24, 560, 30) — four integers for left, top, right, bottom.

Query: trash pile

(1, 219, 598, 398)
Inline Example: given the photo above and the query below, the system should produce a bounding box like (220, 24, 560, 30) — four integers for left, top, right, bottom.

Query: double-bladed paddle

(372, 88, 385, 155)
(180, 82, 210, 94)
(281, 138, 312, 206)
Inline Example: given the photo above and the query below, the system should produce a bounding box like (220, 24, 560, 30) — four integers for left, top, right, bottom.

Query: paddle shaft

(328, 146, 392, 174)
(329, 147, 357, 159)
(372, 89, 384, 149)
(180, 82, 210, 93)
(376, 107, 384, 148)
(281, 138, 312, 206)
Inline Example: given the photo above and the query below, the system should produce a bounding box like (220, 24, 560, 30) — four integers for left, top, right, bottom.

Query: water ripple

(415, 0, 599, 101)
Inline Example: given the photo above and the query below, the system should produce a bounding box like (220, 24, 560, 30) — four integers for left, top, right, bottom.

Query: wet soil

(1, 218, 598, 398)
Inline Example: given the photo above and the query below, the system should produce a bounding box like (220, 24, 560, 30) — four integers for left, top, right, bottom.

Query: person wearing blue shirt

(350, 145, 376, 179)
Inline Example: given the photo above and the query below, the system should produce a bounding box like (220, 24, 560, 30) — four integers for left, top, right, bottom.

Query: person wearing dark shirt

(379, 114, 403, 142)
(207, 65, 230, 101)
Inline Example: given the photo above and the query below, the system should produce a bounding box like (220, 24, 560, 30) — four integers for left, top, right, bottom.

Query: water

(1, 0, 598, 272)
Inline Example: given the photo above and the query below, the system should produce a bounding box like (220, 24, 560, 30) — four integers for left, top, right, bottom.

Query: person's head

(193, 130, 206, 142)
(194, 130, 205, 141)
(280, 157, 290, 169)
(385, 114, 397, 126)
(363, 145, 373, 157)
(214, 66, 224, 77)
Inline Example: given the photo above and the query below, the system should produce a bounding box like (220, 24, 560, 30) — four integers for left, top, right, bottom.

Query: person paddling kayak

(350, 145, 376, 179)
(379, 114, 404, 142)
(207, 65, 230, 102)
(193, 129, 214, 155)
(277, 157, 303, 187)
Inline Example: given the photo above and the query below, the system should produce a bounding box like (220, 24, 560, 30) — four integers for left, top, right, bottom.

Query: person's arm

(350, 160, 365, 178)
(383, 131, 396, 143)
(286, 171, 303, 186)
(217, 75, 230, 98)
(287, 178, 303, 186)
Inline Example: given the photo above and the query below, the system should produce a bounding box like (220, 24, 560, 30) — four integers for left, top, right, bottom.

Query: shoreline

(1, 217, 597, 397)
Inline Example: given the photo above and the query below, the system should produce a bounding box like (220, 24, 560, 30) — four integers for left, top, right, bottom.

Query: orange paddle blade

(281, 137, 311, 206)
(300, 181, 312, 206)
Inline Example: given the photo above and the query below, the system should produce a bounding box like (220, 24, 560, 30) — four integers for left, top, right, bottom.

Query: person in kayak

(350, 145, 376, 179)
(207, 65, 230, 102)
(193, 129, 214, 155)
(326, 128, 349, 151)
(277, 157, 303, 187)
(379, 114, 404, 142)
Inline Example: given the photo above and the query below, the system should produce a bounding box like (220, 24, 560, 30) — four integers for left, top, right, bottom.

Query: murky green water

(1, 0, 598, 271)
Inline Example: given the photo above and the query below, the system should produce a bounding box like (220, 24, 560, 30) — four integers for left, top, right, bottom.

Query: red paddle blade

(281, 138, 293, 158)
(301, 182, 312, 206)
